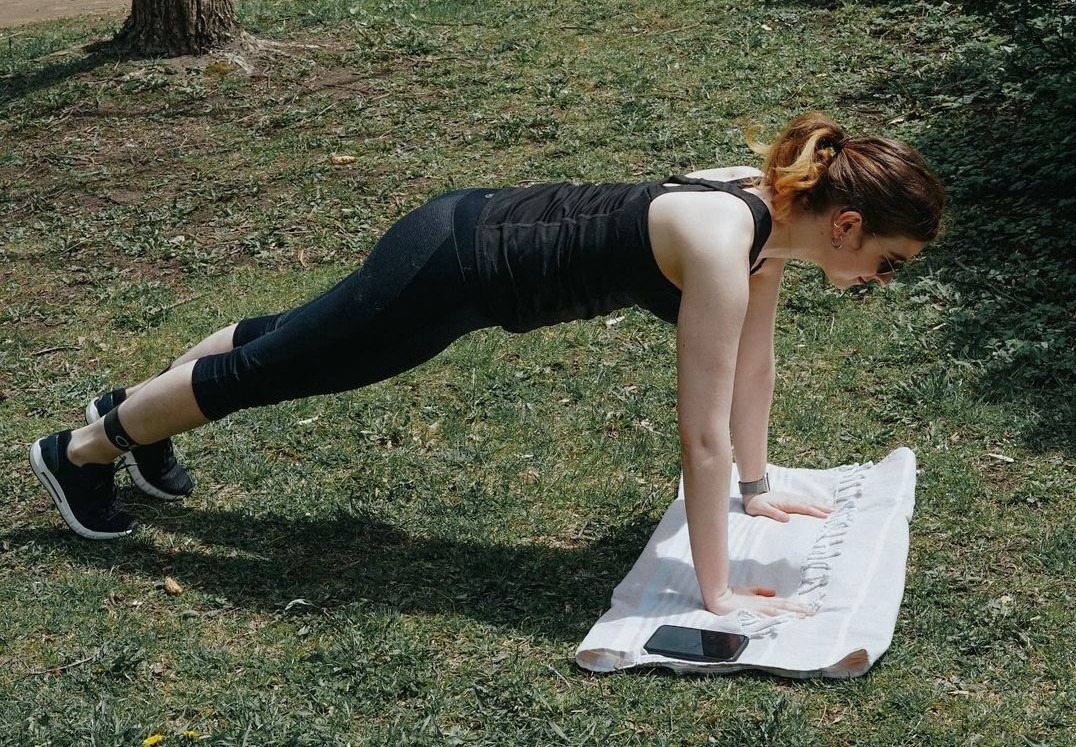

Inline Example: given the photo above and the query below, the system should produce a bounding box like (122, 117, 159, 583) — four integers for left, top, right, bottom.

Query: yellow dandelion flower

(143, 736, 164, 746)
(183, 731, 201, 741)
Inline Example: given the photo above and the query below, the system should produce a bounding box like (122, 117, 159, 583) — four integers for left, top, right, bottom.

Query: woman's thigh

(192, 190, 493, 418)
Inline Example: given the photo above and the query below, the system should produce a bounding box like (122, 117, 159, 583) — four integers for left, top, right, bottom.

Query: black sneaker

(86, 388, 194, 501)
(29, 430, 137, 540)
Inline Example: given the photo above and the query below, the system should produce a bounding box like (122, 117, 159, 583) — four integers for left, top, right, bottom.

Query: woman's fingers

(751, 502, 790, 522)
(728, 587, 815, 617)
(758, 601, 812, 617)
(745, 492, 833, 522)
(807, 501, 833, 516)
(773, 496, 833, 519)
(789, 503, 831, 518)
(776, 599, 814, 615)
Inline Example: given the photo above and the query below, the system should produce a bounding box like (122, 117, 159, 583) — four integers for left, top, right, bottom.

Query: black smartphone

(643, 625, 749, 663)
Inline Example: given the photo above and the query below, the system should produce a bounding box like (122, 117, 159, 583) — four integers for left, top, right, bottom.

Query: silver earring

(831, 222, 844, 250)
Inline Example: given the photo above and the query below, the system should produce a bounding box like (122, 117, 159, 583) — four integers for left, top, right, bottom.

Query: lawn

(1, 0, 1073, 745)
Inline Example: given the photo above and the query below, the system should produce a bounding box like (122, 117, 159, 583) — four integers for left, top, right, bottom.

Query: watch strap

(738, 473, 770, 496)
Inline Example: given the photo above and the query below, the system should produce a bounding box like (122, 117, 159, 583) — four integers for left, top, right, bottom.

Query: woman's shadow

(8, 487, 663, 643)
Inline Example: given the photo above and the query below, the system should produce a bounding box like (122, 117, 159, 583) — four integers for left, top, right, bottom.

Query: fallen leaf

(163, 577, 183, 596)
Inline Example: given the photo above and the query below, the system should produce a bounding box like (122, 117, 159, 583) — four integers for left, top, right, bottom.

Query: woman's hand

(743, 490, 832, 522)
(708, 586, 813, 617)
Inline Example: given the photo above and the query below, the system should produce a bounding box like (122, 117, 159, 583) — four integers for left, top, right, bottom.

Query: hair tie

(821, 137, 848, 160)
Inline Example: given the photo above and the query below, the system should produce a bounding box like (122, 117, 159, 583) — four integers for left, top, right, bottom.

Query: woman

(29, 113, 945, 617)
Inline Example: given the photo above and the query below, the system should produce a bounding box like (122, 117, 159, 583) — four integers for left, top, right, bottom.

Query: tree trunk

(115, 0, 241, 57)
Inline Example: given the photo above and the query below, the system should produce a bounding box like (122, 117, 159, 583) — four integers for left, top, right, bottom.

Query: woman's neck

(758, 207, 831, 266)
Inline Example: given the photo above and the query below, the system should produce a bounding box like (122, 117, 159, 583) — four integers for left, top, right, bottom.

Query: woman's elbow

(679, 429, 732, 463)
(737, 355, 775, 385)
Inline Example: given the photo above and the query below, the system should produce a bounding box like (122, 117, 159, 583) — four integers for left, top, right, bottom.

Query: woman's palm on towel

(744, 491, 833, 523)
(715, 586, 813, 617)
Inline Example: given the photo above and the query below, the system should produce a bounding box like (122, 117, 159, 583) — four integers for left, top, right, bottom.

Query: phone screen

(643, 625, 749, 662)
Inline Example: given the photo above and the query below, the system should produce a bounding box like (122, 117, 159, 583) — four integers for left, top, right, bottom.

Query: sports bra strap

(663, 174, 773, 273)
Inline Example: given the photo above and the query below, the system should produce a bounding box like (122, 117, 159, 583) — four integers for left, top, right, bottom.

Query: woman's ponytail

(749, 113, 848, 223)
(749, 113, 945, 241)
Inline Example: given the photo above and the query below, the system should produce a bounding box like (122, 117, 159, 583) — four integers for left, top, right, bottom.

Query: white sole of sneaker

(29, 439, 135, 541)
(127, 460, 187, 502)
(85, 399, 187, 502)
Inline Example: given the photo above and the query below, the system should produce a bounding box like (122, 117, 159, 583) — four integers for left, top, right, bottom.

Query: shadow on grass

(0, 38, 128, 107)
(841, 6, 1076, 456)
(8, 499, 661, 644)
(911, 121, 1074, 455)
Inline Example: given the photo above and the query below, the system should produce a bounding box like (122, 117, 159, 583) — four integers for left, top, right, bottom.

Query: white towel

(576, 448, 917, 678)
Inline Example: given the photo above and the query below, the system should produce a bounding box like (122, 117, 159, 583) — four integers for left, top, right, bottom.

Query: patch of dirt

(301, 70, 385, 102)
(0, 0, 127, 30)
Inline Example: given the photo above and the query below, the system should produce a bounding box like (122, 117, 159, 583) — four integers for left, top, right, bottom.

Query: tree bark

(115, 0, 242, 57)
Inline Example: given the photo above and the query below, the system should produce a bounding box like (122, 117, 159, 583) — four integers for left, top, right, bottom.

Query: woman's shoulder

(650, 163, 763, 230)
(648, 189, 760, 289)
(653, 165, 771, 245)
(673, 165, 763, 183)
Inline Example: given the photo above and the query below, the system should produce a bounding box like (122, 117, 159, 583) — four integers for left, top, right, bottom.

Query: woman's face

(823, 212, 926, 290)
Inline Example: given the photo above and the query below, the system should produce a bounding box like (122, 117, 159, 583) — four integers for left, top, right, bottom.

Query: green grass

(2, 0, 1074, 745)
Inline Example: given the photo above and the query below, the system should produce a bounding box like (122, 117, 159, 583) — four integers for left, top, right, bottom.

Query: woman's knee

(170, 323, 241, 369)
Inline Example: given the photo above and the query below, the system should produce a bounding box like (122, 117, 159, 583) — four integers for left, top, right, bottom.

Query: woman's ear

(832, 210, 865, 249)
(833, 210, 863, 234)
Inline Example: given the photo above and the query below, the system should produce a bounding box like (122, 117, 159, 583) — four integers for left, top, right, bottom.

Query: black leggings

(191, 189, 498, 421)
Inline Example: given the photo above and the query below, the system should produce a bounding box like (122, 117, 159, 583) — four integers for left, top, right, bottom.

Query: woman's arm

(730, 259, 784, 484)
(730, 260, 833, 522)
(675, 200, 751, 613)
(659, 193, 814, 616)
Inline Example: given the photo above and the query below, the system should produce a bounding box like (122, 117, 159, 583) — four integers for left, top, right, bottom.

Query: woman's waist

(451, 188, 502, 292)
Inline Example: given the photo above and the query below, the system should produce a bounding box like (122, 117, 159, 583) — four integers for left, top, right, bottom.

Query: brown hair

(749, 113, 945, 241)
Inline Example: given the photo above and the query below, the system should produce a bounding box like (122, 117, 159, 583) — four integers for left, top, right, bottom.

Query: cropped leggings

(191, 189, 498, 421)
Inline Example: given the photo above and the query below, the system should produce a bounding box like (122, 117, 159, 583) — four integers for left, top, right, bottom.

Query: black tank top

(471, 175, 772, 332)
